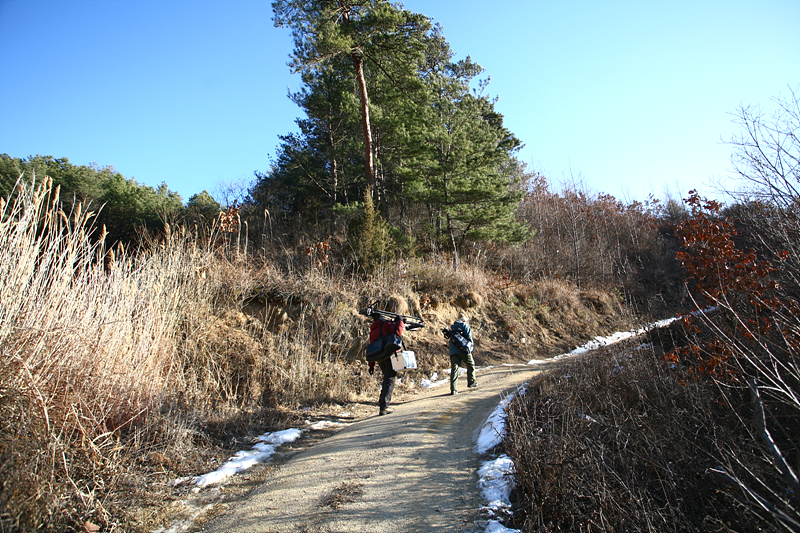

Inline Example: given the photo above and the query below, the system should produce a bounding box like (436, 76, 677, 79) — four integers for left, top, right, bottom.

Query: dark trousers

(449, 351, 476, 393)
(378, 357, 398, 409)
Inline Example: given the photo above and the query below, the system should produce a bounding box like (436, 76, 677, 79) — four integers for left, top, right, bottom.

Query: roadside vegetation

(504, 90, 800, 532)
(1, 0, 796, 529)
(1, 170, 670, 531)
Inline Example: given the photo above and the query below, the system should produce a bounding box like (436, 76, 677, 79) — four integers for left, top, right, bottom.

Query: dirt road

(198, 364, 541, 533)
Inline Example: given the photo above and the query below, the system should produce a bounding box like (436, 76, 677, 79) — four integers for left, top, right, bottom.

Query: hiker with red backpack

(368, 313, 405, 416)
(362, 302, 425, 416)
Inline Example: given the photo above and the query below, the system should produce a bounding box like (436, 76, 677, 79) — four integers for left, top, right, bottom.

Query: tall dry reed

(0, 178, 214, 529)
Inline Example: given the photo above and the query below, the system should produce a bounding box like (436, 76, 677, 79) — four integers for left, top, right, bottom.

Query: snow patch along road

(193, 429, 304, 489)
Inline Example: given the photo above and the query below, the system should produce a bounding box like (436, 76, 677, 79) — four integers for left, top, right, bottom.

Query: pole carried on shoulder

(362, 301, 425, 330)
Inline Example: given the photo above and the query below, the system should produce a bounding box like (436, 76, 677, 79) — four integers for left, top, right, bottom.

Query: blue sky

(1, 0, 798, 205)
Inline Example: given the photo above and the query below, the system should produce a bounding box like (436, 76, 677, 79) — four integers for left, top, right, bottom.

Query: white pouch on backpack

(390, 350, 417, 371)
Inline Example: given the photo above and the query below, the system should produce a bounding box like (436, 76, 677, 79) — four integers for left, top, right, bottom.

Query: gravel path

(199, 364, 541, 533)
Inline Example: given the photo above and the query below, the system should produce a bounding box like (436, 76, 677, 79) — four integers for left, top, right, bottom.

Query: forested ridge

(1, 0, 798, 531)
(0, 154, 220, 247)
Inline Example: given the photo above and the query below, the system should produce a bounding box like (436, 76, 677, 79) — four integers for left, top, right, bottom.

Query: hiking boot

(450, 390, 458, 395)
(468, 382, 479, 389)
(379, 408, 394, 416)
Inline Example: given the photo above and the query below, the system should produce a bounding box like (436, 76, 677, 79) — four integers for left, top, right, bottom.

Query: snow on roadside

(420, 371, 449, 388)
(478, 455, 518, 532)
(527, 315, 680, 365)
(192, 428, 302, 489)
(186, 419, 351, 491)
(474, 385, 525, 533)
(475, 386, 524, 455)
(473, 315, 681, 533)
(153, 421, 349, 532)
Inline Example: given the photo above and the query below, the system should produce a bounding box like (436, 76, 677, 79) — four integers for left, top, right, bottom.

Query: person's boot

(379, 407, 394, 415)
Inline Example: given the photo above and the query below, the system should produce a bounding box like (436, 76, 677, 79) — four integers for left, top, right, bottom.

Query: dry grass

(400, 254, 493, 299)
(0, 179, 201, 529)
(0, 180, 333, 530)
(503, 335, 793, 532)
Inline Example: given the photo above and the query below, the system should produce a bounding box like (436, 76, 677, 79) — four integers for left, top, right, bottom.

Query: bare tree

(728, 87, 800, 208)
(725, 87, 800, 296)
(699, 87, 800, 530)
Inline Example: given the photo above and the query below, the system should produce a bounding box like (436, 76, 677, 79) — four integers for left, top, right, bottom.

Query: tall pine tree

(406, 58, 529, 269)
(264, 1, 529, 267)
(273, 0, 434, 201)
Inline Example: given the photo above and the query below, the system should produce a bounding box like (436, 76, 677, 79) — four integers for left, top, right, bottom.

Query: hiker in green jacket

(448, 314, 477, 395)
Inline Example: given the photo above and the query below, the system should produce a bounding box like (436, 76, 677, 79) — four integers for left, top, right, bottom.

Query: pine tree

(406, 58, 529, 269)
(265, 2, 529, 265)
(272, 0, 435, 201)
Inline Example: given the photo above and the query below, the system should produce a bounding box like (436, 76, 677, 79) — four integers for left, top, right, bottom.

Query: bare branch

(709, 467, 800, 533)
(748, 378, 800, 496)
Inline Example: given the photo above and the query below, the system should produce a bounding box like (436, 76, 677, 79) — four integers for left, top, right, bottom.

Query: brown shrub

(504, 341, 778, 532)
(455, 291, 483, 309)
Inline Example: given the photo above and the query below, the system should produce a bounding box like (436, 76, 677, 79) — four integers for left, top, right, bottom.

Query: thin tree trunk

(352, 53, 374, 199)
(443, 171, 459, 271)
(446, 212, 459, 271)
(327, 114, 338, 236)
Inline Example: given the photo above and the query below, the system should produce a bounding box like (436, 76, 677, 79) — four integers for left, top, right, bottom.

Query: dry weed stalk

(0, 179, 213, 530)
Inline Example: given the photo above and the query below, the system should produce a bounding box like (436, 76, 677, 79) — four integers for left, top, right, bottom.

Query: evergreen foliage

(345, 192, 394, 272)
(186, 190, 222, 234)
(262, 0, 528, 268)
(0, 154, 184, 246)
(404, 58, 529, 268)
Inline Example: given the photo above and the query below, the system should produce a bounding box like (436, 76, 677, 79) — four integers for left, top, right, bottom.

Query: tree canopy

(0, 154, 185, 246)
(2, 2, 530, 265)
(259, 0, 529, 264)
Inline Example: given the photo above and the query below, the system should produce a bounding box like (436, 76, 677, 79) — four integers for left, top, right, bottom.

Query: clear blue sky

(1, 0, 798, 204)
